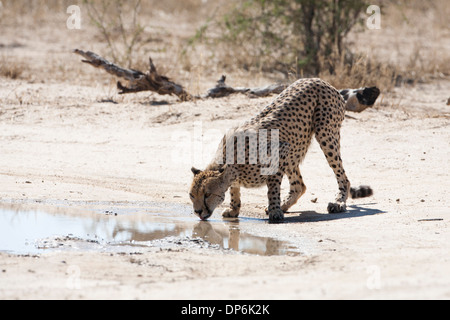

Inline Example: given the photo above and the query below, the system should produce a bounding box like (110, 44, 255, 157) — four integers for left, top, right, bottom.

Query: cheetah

(189, 78, 377, 222)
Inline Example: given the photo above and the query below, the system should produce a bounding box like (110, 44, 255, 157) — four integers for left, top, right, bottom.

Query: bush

(220, 0, 369, 76)
(84, 0, 144, 68)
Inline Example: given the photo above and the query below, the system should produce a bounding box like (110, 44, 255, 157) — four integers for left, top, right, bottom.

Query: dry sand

(0, 3, 449, 300)
(1, 78, 448, 300)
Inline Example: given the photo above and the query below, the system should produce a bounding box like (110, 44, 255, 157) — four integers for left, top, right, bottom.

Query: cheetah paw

(265, 206, 288, 214)
(327, 202, 347, 214)
(222, 208, 240, 218)
(268, 208, 284, 222)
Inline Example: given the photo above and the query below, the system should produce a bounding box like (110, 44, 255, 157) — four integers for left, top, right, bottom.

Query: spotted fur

(190, 78, 375, 221)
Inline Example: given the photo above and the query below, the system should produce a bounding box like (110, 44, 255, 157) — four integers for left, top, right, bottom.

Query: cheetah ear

(191, 167, 202, 176)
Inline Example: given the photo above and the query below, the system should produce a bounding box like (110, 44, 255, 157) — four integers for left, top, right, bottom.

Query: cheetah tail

(340, 86, 380, 112)
(350, 185, 373, 199)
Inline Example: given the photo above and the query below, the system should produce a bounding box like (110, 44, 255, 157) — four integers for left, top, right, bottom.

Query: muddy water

(0, 203, 302, 256)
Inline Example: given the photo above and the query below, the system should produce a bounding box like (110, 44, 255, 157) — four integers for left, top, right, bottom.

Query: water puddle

(0, 203, 301, 256)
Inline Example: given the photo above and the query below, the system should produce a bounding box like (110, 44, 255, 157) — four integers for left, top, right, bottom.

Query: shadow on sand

(280, 203, 385, 224)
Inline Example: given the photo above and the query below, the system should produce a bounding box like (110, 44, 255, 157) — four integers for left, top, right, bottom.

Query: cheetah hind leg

(281, 166, 306, 212)
(315, 132, 350, 214)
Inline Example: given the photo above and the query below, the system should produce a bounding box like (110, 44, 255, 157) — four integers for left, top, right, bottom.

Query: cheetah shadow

(280, 203, 385, 224)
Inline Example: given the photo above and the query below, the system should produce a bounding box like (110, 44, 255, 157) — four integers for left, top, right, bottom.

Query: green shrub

(220, 0, 369, 76)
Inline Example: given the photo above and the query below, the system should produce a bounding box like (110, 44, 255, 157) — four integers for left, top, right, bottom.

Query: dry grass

(318, 53, 398, 91)
(0, 0, 448, 93)
(344, 0, 450, 89)
(0, 53, 28, 80)
(404, 46, 450, 80)
(173, 0, 449, 92)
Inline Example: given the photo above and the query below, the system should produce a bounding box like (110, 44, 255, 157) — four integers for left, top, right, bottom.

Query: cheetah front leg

(264, 141, 290, 221)
(281, 166, 307, 212)
(267, 174, 284, 221)
(222, 183, 241, 218)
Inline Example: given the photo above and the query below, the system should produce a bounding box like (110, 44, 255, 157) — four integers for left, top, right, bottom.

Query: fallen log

(204, 75, 287, 98)
(73, 49, 380, 111)
(74, 49, 290, 101)
(74, 49, 192, 101)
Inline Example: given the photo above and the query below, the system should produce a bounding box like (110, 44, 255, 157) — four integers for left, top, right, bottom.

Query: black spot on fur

(350, 185, 373, 199)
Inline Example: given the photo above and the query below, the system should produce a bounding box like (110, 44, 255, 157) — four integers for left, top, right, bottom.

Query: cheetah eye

(189, 193, 194, 200)
(205, 193, 212, 199)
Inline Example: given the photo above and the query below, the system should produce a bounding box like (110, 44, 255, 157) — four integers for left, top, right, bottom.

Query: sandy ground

(0, 77, 449, 300)
(0, 5, 450, 300)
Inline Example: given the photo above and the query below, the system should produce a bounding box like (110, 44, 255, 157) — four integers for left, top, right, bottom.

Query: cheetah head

(189, 166, 230, 220)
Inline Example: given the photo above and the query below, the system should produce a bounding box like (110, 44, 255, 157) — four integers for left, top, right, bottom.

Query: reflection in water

(0, 204, 299, 256)
(192, 222, 291, 256)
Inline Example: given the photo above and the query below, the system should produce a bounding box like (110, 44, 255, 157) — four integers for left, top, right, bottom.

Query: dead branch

(73, 49, 192, 101)
(246, 83, 287, 97)
(204, 75, 243, 98)
(204, 75, 287, 98)
(74, 49, 289, 101)
(73, 49, 380, 112)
